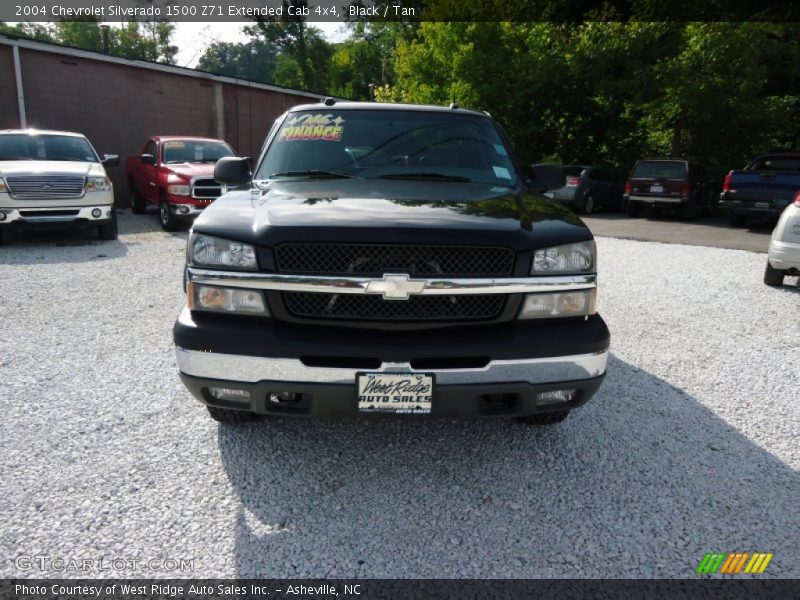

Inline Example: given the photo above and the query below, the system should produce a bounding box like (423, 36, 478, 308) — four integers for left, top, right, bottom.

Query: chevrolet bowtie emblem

(365, 274, 427, 300)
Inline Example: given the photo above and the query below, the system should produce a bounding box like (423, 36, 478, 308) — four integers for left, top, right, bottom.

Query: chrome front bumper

(175, 347, 609, 385)
(0, 204, 112, 224)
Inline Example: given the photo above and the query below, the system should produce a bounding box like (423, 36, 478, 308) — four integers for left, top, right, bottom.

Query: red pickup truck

(125, 136, 237, 231)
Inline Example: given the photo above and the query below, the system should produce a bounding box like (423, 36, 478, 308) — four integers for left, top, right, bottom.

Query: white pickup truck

(0, 129, 118, 244)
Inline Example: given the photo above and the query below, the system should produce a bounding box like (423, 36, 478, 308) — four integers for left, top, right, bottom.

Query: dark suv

(173, 101, 610, 426)
(624, 159, 715, 219)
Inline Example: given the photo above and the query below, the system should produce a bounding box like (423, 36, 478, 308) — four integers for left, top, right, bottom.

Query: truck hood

(161, 162, 216, 180)
(0, 160, 106, 177)
(192, 179, 591, 250)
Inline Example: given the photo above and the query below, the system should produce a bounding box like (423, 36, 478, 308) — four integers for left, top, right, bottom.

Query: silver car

(765, 192, 800, 286)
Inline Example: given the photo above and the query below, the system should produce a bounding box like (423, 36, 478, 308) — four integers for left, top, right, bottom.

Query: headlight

(519, 289, 596, 319)
(0, 178, 6, 193)
(168, 184, 191, 196)
(85, 176, 111, 192)
(189, 233, 257, 270)
(532, 240, 596, 274)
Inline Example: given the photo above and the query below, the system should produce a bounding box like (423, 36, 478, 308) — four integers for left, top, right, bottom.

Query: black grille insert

(284, 292, 505, 322)
(275, 244, 514, 277)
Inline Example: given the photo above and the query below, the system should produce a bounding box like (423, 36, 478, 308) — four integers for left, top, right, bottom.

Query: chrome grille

(275, 244, 515, 277)
(191, 177, 223, 199)
(284, 292, 506, 322)
(5, 175, 86, 199)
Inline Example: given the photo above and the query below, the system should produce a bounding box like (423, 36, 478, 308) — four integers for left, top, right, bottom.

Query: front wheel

(129, 182, 147, 214)
(764, 261, 785, 287)
(206, 406, 258, 425)
(98, 211, 118, 240)
(159, 194, 182, 232)
(517, 410, 571, 426)
(0, 230, 5, 245)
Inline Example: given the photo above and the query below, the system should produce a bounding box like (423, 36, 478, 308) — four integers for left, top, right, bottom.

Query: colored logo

(696, 552, 773, 574)
(278, 114, 345, 143)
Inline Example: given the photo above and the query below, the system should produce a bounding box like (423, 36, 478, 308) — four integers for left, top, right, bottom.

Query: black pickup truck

(720, 153, 800, 226)
(173, 101, 610, 426)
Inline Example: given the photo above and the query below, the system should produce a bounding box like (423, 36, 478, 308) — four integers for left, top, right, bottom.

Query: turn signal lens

(0, 178, 6, 193)
(189, 283, 268, 315)
(519, 289, 596, 319)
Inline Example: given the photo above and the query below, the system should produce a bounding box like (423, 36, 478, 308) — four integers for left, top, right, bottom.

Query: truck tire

(159, 194, 182, 232)
(680, 202, 696, 221)
(517, 410, 570, 426)
(764, 261, 785, 287)
(728, 213, 747, 227)
(98, 211, 118, 240)
(0, 230, 5, 245)
(206, 406, 258, 424)
(129, 181, 147, 214)
(627, 201, 642, 217)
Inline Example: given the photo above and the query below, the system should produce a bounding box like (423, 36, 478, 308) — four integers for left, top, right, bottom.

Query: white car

(765, 191, 800, 286)
(0, 129, 118, 244)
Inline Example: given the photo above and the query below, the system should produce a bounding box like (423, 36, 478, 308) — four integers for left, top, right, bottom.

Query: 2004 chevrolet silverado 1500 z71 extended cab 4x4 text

(173, 101, 610, 426)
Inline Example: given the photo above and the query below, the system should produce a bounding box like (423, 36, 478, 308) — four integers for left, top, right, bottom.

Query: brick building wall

(0, 37, 320, 205)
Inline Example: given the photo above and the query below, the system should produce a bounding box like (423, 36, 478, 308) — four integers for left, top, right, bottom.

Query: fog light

(91, 208, 102, 218)
(208, 387, 251, 403)
(536, 389, 576, 405)
(179, 206, 190, 215)
(269, 392, 300, 404)
(0, 212, 6, 221)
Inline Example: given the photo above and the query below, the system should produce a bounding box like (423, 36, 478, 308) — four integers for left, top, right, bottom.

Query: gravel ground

(0, 211, 797, 579)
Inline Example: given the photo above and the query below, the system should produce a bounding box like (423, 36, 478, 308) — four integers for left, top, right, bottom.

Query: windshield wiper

(269, 170, 354, 180)
(378, 172, 472, 182)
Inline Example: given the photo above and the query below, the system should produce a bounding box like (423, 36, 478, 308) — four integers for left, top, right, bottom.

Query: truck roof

(0, 129, 87, 137)
(150, 136, 229, 142)
(288, 100, 490, 117)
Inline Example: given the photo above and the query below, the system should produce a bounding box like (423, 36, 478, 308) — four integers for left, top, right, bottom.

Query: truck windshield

(0, 134, 98, 162)
(632, 161, 687, 179)
(162, 140, 234, 164)
(256, 109, 518, 187)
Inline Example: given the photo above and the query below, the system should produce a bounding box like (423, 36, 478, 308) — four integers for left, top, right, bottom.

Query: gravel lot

(1, 212, 797, 579)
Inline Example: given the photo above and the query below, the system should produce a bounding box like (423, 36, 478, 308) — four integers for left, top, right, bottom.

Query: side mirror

(528, 163, 565, 193)
(140, 153, 155, 165)
(214, 156, 251, 186)
(102, 154, 119, 167)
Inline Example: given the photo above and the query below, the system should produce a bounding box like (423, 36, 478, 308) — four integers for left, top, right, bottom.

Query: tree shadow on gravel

(217, 354, 798, 578)
(0, 228, 128, 264)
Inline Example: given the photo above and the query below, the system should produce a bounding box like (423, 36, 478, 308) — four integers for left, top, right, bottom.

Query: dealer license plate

(357, 372, 433, 414)
(650, 185, 664, 193)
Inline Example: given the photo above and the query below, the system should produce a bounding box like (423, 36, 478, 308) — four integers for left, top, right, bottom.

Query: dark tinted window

(0, 134, 98, 162)
(257, 109, 518, 187)
(632, 161, 687, 179)
(751, 156, 800, 171)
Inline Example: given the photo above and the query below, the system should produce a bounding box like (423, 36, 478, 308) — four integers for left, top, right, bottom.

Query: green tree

(197, 37, 279, 83)
(249, 1, 332, 92)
